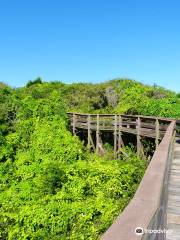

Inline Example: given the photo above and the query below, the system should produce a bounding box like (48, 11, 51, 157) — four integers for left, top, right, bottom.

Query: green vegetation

(62, 79, 180, 117)
(0, 78, 179, 239)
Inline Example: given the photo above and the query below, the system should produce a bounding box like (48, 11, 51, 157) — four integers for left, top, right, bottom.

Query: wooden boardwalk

(68, 112, 173, 157)
(166, 138, 180, 240)
(68, 113, 180, 239)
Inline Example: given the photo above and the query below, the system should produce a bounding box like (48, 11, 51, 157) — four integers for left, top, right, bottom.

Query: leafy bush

(0, 138, 145, 239)
(26, 77, 42, 88)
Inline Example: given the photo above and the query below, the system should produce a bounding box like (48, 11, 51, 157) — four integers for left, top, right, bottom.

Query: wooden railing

(68, 112, 177, 239)
(101, 120, 176, 240)
(68, 113, 172, 137)
(67, 113, 173, 156)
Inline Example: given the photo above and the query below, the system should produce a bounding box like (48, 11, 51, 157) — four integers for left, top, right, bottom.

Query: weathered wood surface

(68, 113, 180, 239)
(101, 121, 176, 240)
(68, 113, 176, 157)
(166, 138, 180, 240)
(68, 113, 171, 139)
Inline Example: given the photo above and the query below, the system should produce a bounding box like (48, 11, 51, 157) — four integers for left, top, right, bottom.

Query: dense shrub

(0, 126, 145, 239)
(26, 77, 43, 88)
(0, 103, 145, 239)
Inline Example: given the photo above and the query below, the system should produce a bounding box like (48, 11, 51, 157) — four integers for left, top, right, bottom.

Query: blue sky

(0, 0, 179, 92)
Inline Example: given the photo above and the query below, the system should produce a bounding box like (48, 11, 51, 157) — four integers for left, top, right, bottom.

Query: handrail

(67, 112, 177, 238)
(67, 112, 174, 122)
(101, 120, 176, 240)
(67, 113, 172, 141)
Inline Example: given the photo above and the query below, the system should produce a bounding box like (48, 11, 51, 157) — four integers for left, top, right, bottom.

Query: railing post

(137, 117, 141, 156)
(114, 114, 117, 158)
(118, 115, 122, 152)
(96, 114, 100, 154)
(87, 114, 91, 149)
(72, 113, 76, 135)
(156, 118, 160, 149)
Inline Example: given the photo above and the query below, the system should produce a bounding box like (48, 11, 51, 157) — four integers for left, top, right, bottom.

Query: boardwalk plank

(166, 139, 180, 240)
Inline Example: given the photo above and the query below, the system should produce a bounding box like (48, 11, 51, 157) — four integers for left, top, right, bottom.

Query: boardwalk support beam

(96, 114, 100, 154)
(118, 115, 123, 152)
(137, 117, 141, 156)
(156, 118, 160, 149)
(67, 112, 173, 158)
(114, 114, 117, 158)
(87, 114, 91, 149)
(72, 113, 76, 135)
